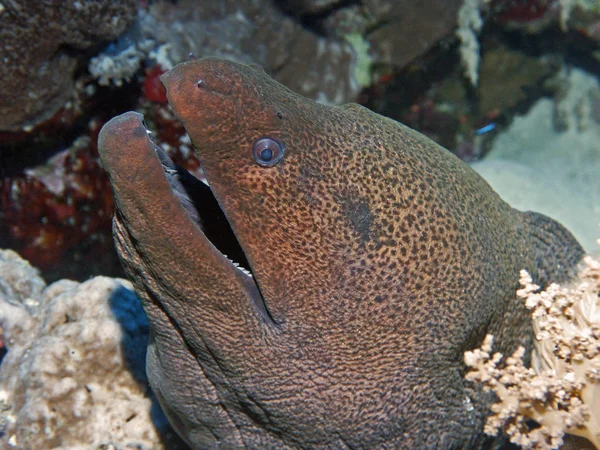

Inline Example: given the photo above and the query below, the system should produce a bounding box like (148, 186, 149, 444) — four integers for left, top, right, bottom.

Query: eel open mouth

(98, 111, 274, 324)
(150, 135, 276, 323)
(151, 137, 254, 278)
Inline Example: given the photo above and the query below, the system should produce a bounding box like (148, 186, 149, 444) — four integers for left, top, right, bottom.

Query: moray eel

(98, 58, 584, 449)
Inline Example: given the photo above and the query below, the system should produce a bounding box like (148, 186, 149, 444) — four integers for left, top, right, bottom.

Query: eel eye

(252, 137, 284, 167)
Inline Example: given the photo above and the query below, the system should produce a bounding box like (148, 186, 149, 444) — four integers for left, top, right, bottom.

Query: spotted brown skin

(98, 58, 584, 449)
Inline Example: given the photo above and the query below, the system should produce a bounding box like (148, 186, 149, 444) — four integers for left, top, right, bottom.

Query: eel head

(98, 58, 584, 449)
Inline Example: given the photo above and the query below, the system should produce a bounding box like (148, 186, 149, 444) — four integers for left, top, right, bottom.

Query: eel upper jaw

(151, 139, 273, 322)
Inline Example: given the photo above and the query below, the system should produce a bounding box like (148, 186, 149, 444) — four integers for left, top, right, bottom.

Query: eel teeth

(223, 254, 253, 277)
(237, 267, 253, 277)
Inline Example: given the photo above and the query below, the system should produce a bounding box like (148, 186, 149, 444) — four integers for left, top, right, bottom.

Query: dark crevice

(0, 80, 140, 177)
(155, 146, 251, 272)
(484, 21, 600, 77)
(274, 0, 362, 37)
(188, 179, 252, 272)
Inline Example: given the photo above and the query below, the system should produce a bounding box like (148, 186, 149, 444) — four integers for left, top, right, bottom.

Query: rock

(137, 0, 464, 106)
(0, 0, 137, 131)
(365, 0, 463, 67)
(138, 0, 359, 105)
(0, 250, 186, 450)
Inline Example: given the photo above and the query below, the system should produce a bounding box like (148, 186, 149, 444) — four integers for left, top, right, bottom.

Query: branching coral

(465, 248, 600, 449)
(89, 39, 155, 87)
(457, 0, 488, 86)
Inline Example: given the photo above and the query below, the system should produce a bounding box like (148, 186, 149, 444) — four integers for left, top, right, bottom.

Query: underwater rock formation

(136, 0, 360, 105)
(134, 0, 464, 105)
(0, 0, 137, 131)
(365, 0, 462, 67)
(0, 250, 185, 449)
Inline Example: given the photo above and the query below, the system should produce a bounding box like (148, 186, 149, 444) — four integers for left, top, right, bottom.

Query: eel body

(98, 58, 584, 449)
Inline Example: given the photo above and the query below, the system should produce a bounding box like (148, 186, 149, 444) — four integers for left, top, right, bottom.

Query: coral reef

(0, 2, 597, 446)
(360, 40, 560, 162)
(0, 130, 119, 282)
(0, 0, 473, 136)
(2, 0, 599, 285)
(0, 70, 200, 282)
(132, 0, 464, 105)
(0, 0, 137, 131)
(473, 68, 600, 252)
(0, 249, 186, 450)
(465, 249, 600, 449)
(132, 0, 358, 104)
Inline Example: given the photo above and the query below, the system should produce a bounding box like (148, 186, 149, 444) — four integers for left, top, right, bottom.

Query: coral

(148, 44, 174, 71)
(138, 0, 360, 105)
(0, 249, 186, 449)
(357, 39, 560, 163)
(137, 0, 463, 105)
(465, 249, 600, 449)
(0, 133, 117, 282)
(143, 65, 169, 104)
(0, 0, 137, 131)
(89, 39, 155, 87)
(0, 61, 205, 283)
(491, 0, 553, 24)
(456, 0, 488, 85)
(274, 0, 464, 72)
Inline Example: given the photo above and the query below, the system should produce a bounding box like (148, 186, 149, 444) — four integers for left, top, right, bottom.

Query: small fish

(475, 122, 497, 135)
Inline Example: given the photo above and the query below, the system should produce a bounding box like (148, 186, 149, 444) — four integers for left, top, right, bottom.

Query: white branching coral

(456, 0, 490, 86)
(89, 39, 155, 87)
(465, 250, 600, 449)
